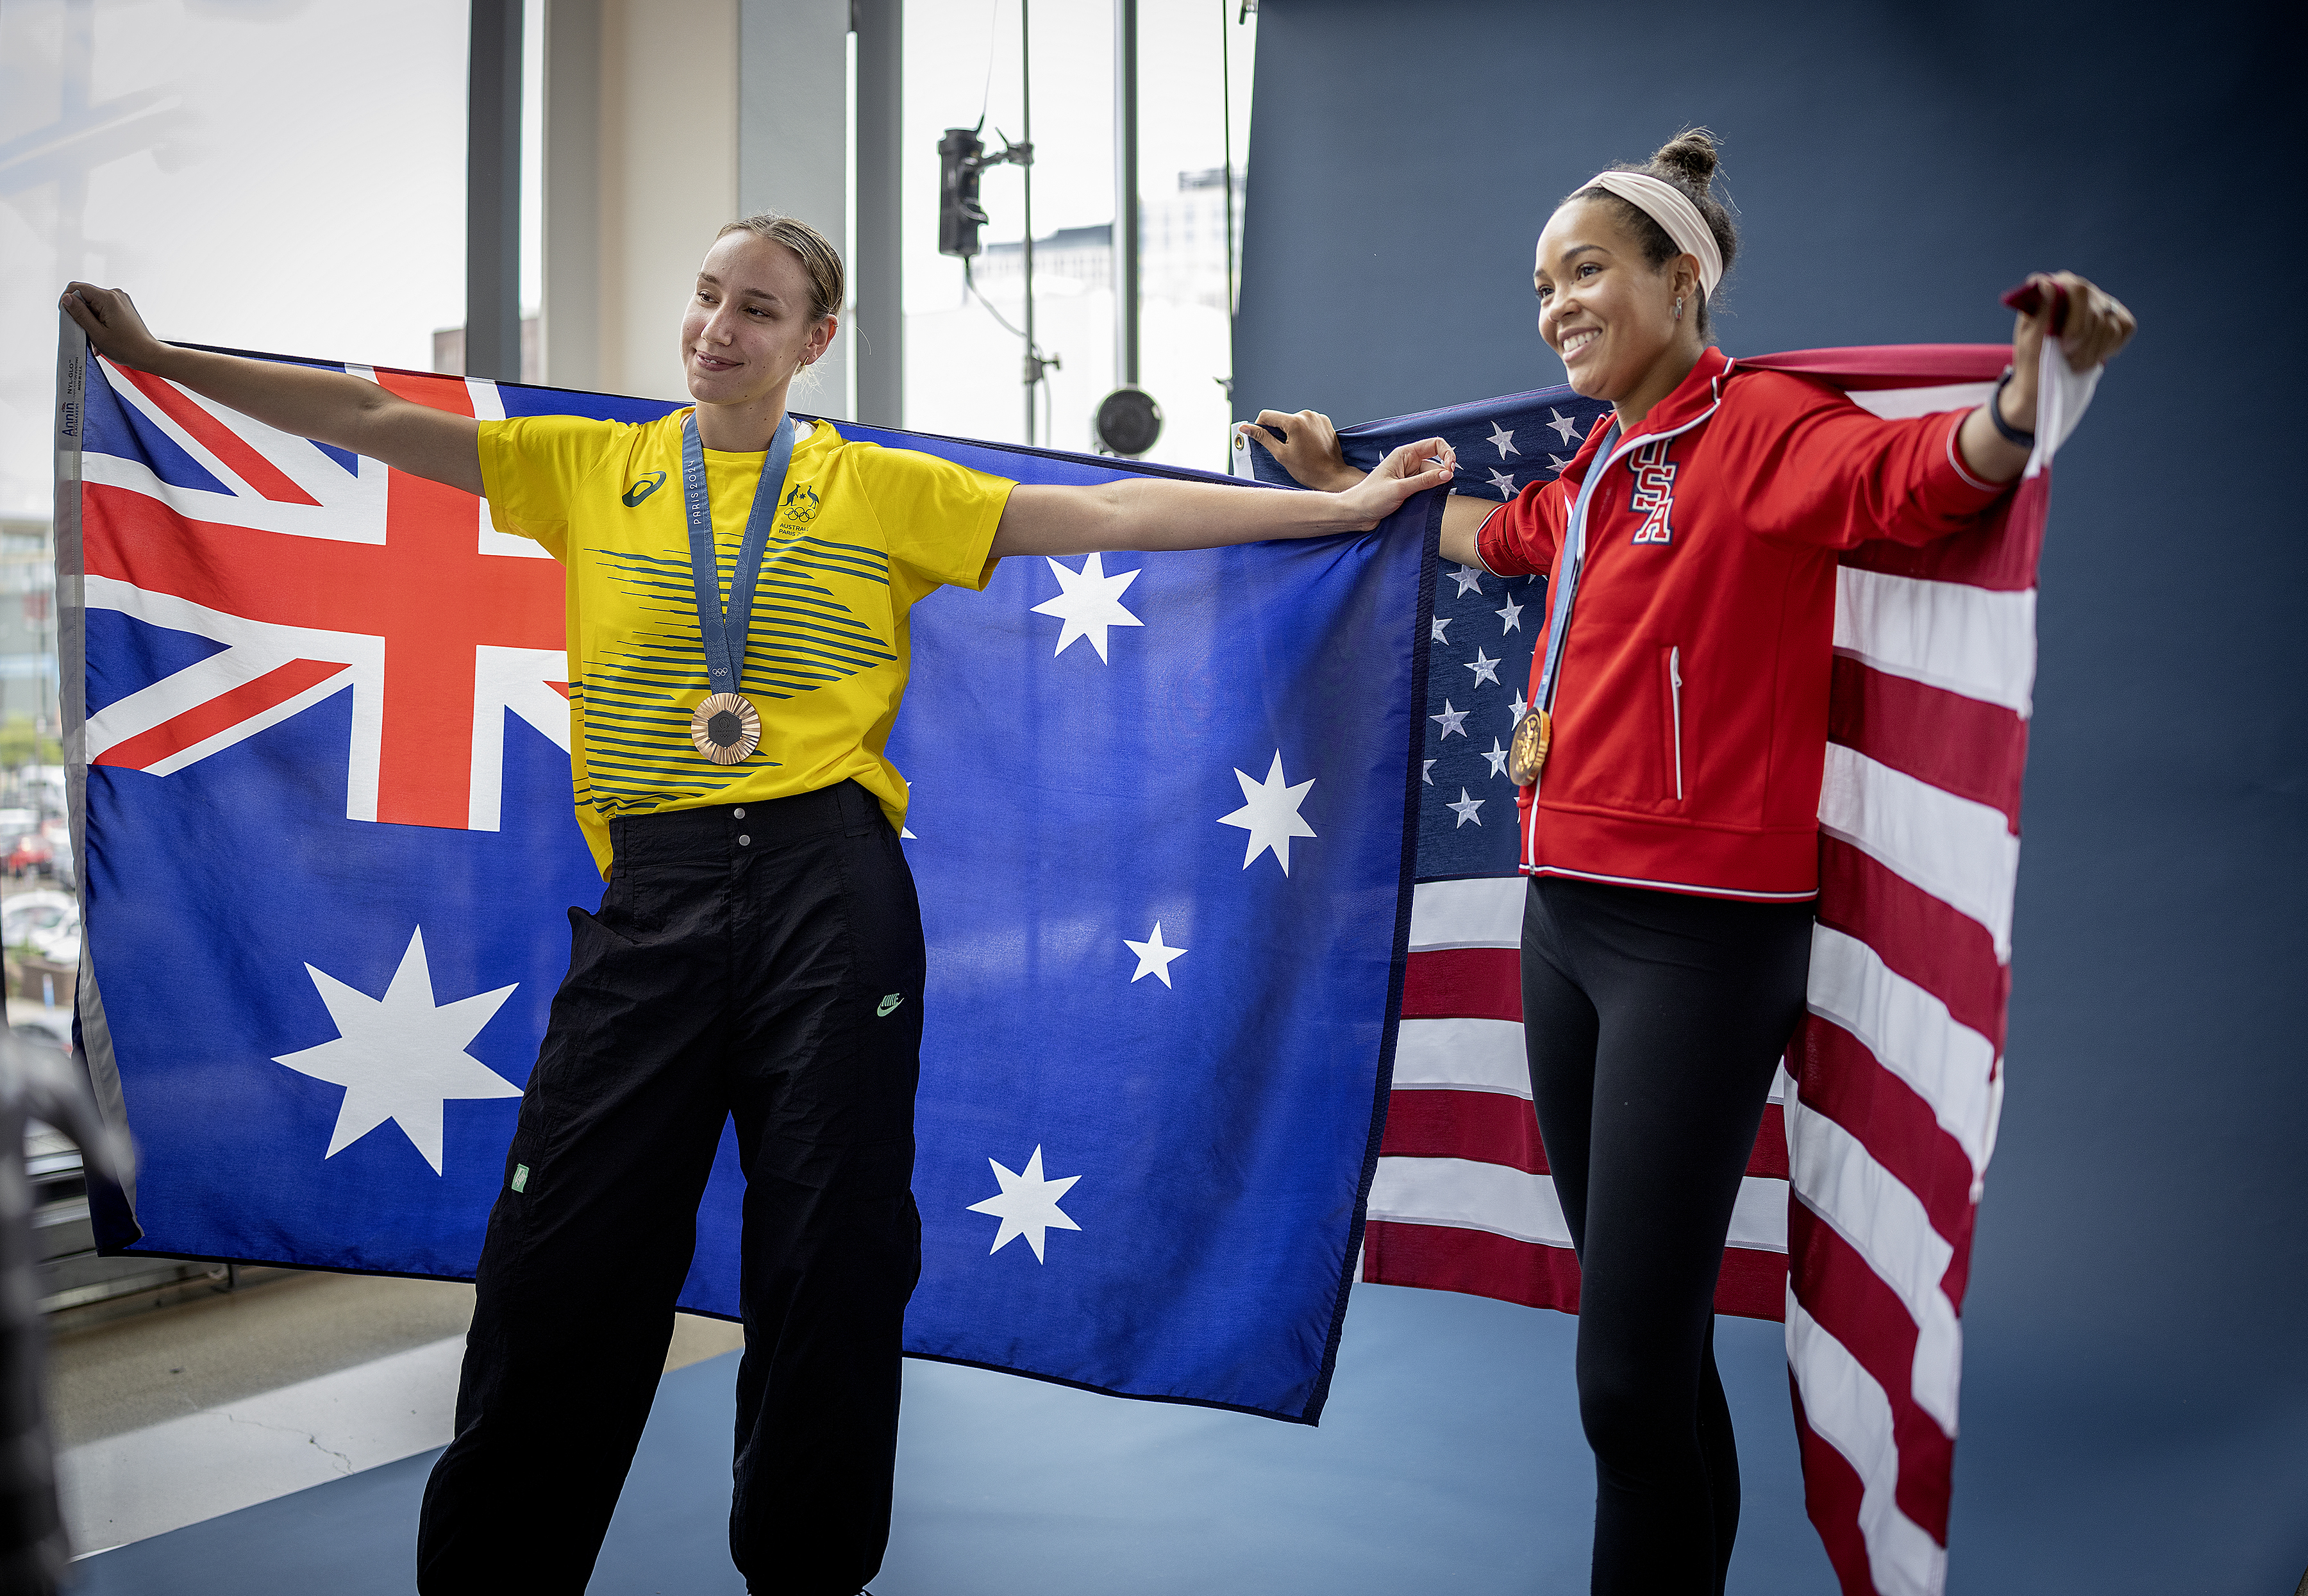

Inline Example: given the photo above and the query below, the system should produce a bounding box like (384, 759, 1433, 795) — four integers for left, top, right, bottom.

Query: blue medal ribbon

(680, 410, 798, 697)
(1533, 421, 1622, 717)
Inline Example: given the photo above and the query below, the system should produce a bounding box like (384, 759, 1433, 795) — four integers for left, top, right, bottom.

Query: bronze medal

(1507, 706, 1551, 786)
(689, 692, 762, 765)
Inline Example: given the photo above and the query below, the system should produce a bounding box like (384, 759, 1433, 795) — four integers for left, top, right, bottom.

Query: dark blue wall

(1234, 3, 2305, 1590)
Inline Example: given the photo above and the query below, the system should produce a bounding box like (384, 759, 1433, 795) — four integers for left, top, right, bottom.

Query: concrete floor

(46, 1265, 748, 1552)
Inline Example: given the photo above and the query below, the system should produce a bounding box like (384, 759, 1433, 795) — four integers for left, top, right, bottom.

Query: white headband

(1580, 170, 1723, 301)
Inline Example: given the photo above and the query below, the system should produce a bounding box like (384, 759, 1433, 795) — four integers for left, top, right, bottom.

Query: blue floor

(68, 1283, 1839, 1595)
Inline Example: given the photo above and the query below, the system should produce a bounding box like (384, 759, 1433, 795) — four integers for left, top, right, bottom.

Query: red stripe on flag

(1375, 1089, 1786, 1183)
(1749, 1103, 1789, 1181)
(1712, 1244, 1790, 1321)
(1787, 1205, 1956, 1541)
(1816, 836, 2009, 1052)
(92, 658, 348, 770)
(1361, 1218, 1787, 1322)
(1401, 946, 1521, 1021)
(1794, 1018, 1982, 1292)
(1789, 1381, 1881, 1596)
(114, 366, 322, 506)
(1740, 344, 2007, 390)
(1380, 1089, 1546, 1172)
(1828, 654, 2029, 830)
(1364, 1219, 1581, 1314)
(1836, 505, 2041, 593)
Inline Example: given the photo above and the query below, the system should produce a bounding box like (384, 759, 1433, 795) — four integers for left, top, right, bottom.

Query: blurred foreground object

(1, 1029, 128, 1593)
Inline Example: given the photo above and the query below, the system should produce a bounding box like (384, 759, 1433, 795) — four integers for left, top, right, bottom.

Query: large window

(902, 0, 1255, 472)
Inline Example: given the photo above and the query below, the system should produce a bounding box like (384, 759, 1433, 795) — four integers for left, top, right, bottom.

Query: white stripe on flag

(1409, 876, 1523, 951)
(1806, 926, 1999, 1180)
(1784, 1099, 1962, 1433)
(1392, 1018, 1529, 1097)
(1786, 1290, 1950, 1596)
(1817, 743, 2020, 961)
(1369, 1156, 1789, 1254)
(81, 449, 389, 543)
(1840, 381, 1996, 421)
(1832, 566, 2037, 717)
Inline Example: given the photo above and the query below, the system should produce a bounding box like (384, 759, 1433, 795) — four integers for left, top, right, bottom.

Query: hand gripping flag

(1241, 345, 2076, 1596)
(53, 326, 1441, 1424)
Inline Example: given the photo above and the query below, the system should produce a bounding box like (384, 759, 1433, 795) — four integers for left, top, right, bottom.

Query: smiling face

(1533, 195, 1699, 408)
(680, 231, 836, 410)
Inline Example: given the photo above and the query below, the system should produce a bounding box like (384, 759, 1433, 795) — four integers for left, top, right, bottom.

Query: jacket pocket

(1662, 644, 1685, 804)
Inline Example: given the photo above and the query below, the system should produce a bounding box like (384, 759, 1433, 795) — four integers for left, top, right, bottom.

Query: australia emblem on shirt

(780, 483, 821, 528)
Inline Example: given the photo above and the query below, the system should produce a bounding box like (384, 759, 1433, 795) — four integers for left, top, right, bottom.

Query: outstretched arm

(1239, 408, 1493, 568)
(60, 283, 484, 497)
(990, 435, 1455, 558)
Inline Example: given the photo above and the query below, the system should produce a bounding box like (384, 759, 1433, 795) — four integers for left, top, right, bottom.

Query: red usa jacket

(1475, 345, 2009, 900)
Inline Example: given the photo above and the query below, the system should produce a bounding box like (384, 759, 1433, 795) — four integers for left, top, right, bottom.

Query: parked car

(2, 892, 78, 959)
(4, 832, 53, 878)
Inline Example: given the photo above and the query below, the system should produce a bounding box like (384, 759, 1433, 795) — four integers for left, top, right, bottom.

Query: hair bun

(1650, 128, 1720, 188)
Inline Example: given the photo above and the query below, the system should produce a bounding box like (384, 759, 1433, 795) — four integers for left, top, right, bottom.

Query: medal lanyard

(1533, 422, 1622, 716)
(680, 411, 796, 695)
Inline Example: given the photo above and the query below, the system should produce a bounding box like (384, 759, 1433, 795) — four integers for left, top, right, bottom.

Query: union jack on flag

(77, 358, 581, 832)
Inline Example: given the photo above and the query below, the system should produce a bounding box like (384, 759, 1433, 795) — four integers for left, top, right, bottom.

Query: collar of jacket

(1555, 345, 1735, 490)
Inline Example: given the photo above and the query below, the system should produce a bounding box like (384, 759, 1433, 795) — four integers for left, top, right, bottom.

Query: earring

(1673, 297, 1684, 320)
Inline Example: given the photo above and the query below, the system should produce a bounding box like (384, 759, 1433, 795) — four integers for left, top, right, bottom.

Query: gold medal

(689, 692, 762, 765)
(1507, 706, 1551, 786)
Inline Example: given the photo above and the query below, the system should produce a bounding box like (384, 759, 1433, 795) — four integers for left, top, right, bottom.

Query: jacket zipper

(1669, 645, 1685, 802)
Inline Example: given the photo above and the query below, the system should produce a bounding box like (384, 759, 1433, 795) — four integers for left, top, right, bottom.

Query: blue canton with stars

(1242, 383, 1612, 878)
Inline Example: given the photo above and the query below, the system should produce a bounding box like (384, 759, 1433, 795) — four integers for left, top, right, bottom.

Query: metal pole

(1021, 0, 1036, 445)
(1113, 0, 1139, 388)
(466, 0, 524, 380)
(1220, 0, 1236, 399)
(853, 0, 905, 428)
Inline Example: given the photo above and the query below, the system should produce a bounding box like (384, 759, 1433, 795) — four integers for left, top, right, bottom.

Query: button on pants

(417, 781, 926, 1596)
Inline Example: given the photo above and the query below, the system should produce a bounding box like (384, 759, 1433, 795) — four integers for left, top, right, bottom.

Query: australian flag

(56, 330, 1438, 1424)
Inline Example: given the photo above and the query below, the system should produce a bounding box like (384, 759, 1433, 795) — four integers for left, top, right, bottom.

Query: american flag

(1239, 345, 2055, 1596)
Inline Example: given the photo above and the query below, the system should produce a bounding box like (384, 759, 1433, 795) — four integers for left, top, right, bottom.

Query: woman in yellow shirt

(62, 218, 1451, 1596)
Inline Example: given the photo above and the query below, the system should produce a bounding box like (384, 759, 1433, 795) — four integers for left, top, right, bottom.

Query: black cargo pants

(417, 781, 925, 1596)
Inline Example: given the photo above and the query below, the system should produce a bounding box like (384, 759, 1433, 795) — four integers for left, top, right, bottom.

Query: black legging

(1521, 876, 1815, 1596)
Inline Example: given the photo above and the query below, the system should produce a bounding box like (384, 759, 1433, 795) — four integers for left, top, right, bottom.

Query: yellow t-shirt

(477, 410, 1014, 875)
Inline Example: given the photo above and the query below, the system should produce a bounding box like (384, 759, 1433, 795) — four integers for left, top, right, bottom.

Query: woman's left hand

(2009, 270, 2136, 379)
(1331, 437, 1457, 530)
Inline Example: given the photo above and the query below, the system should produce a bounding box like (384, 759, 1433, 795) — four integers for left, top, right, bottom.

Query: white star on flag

(1510, 689, 1532, 724)
(1030, 553, 1144, 661)
(1546, 408, 1578, 444)
(1547, 454, 1573, 474)
(1431, 615, 1452, 644)
(1421, 758, 1435, 785)
(1464, 649, 1501, 687)
(1496, 594, 1524, 633)
(1430, 700, 1469, 739)
(1123, 922, 1188, 987)
(1486, 468, 1517, 500)
(1448, 563, 1485, 597)
(272, 927, 521, 1175)
(1446, 788, 1485, 827)
(1219, 751, 1317, 874)
(1482, 738, 1511, 778)
(1486, 420, 1519, 459)
(967, 1145, 1082, 1262)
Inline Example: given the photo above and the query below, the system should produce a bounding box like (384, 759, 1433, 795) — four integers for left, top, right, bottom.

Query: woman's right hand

(1237, 409, 1361, 492)
(60, 283, 167, 372)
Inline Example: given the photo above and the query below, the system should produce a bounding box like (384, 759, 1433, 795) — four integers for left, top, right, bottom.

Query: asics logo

(623, 472, 667, 507)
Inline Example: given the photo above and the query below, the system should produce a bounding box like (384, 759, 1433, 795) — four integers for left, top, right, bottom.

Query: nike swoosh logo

(876, 993, 904, 1017)
(622, 472, 666, 507)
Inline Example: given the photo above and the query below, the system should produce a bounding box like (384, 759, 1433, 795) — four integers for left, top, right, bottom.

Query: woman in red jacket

(1245, 129, 2133, 1593)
